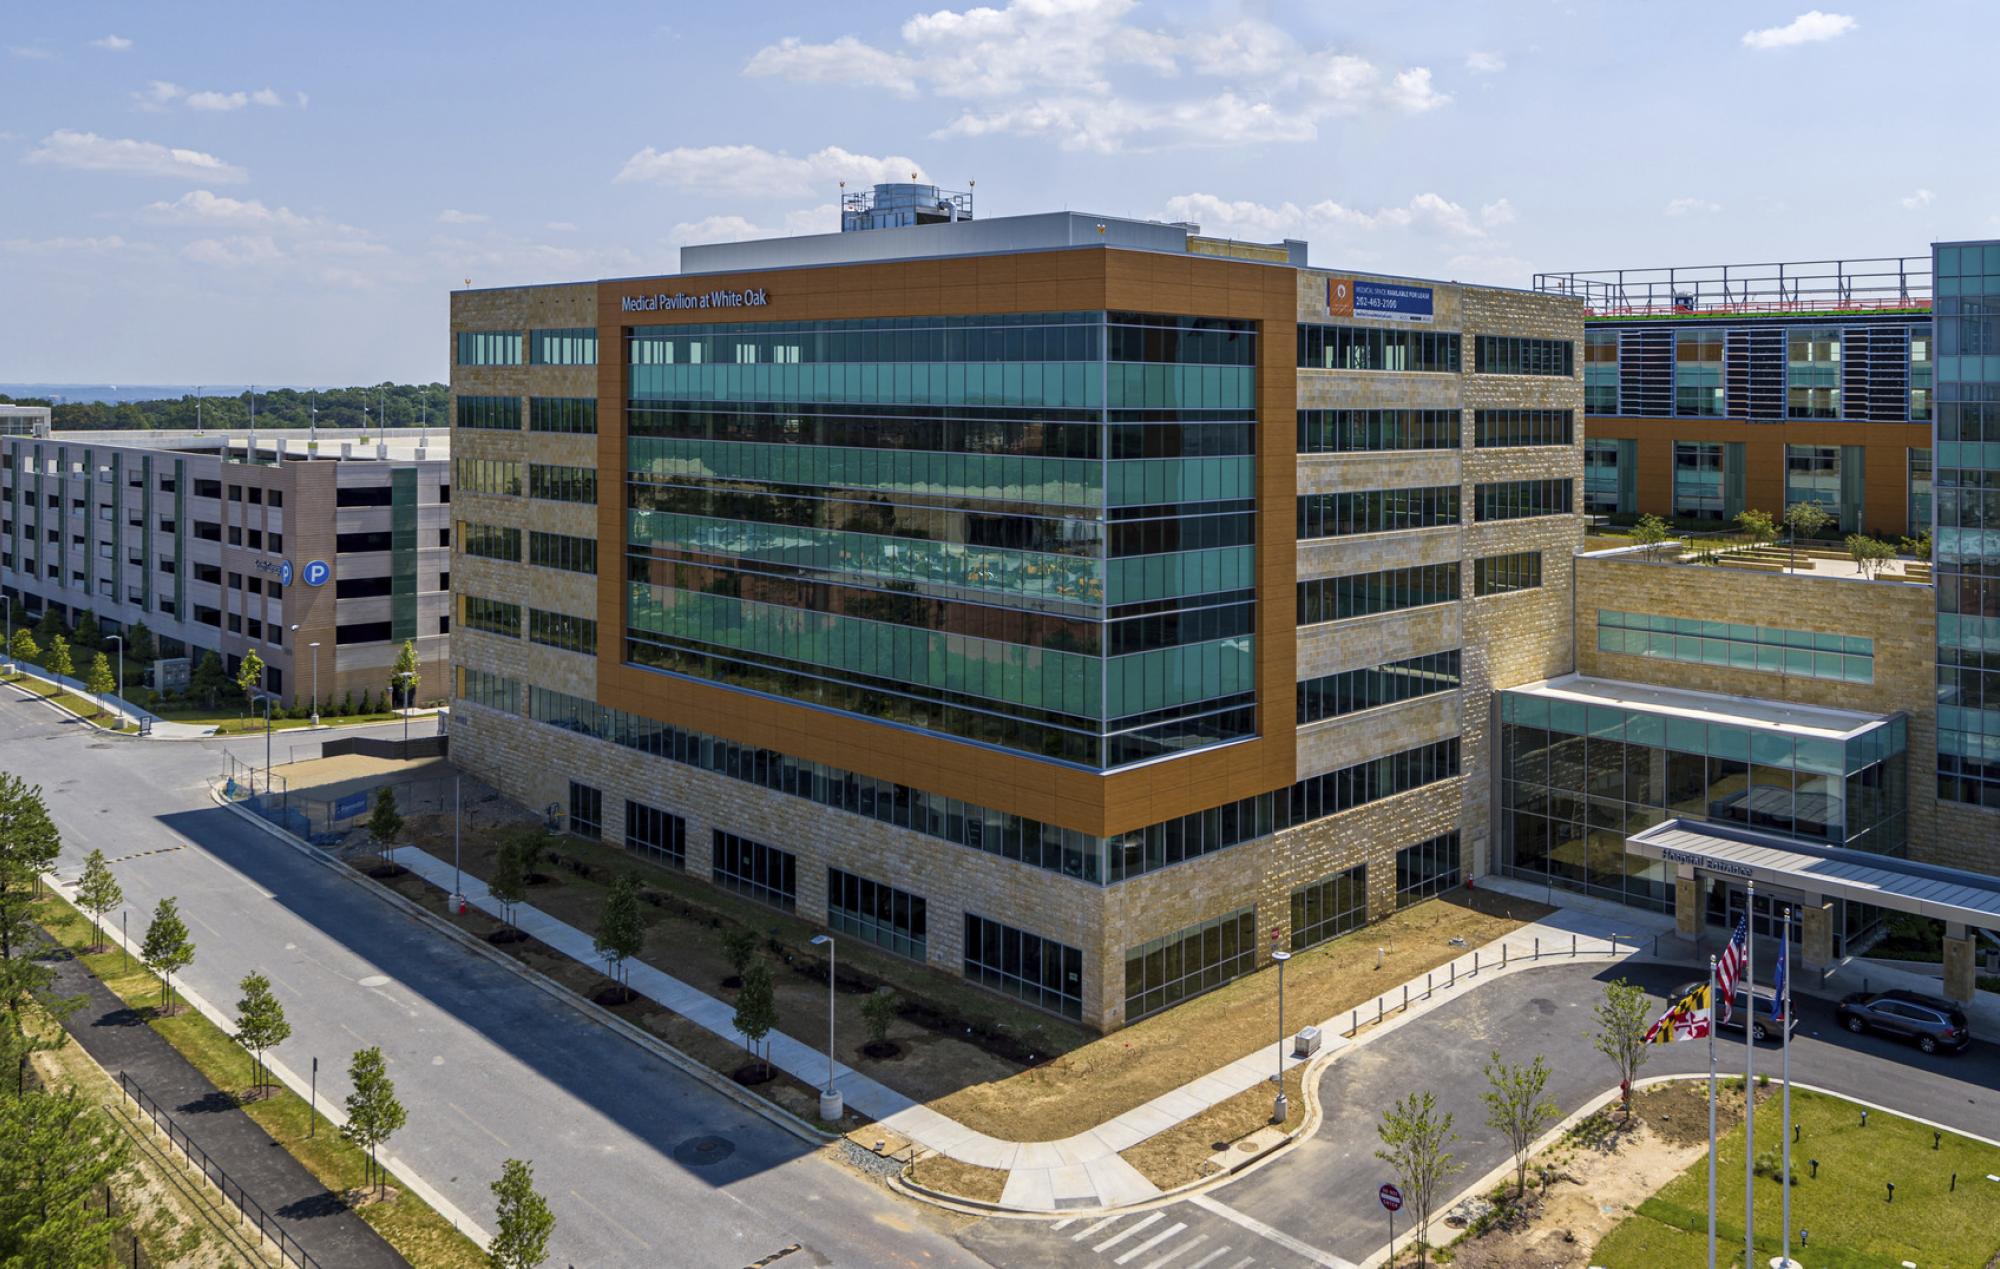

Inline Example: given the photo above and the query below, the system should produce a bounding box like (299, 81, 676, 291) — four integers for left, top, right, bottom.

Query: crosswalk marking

(1188, 1194, 1355, 1269)
(1223, 1259, 1254, 1269)
(1051, 1218, 1076, 1232)
(1114, 1221, 1186, 1265)
(1141, 1236, 1209, 1269)
(1094, 1212, 1165, 1253)
(1182, 1249, 1233, 1269)
(1072, 1214, 1123, 1242)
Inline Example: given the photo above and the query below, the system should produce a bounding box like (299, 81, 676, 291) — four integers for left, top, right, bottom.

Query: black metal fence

(116, 1072, 324, 1269)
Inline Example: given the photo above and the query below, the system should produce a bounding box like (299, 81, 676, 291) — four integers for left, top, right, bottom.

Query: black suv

(1672, 981, 1797, 1043)
(1836, 989, 1972, 1054)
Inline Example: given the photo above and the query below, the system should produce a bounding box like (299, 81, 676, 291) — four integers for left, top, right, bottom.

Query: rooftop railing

(1534, 256, 1931, 318)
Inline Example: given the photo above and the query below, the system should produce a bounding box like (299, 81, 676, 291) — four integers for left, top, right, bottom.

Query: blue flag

(1771, 931, 1789, 1024)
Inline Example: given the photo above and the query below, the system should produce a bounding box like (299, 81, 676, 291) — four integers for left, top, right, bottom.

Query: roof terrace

(1534, 256, 1931, 320)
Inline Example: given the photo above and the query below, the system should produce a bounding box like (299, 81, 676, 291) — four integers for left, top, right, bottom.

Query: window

(528, 397, 598, 434)
(193, 479, 222, 499)
(456, 458, 523, 496)
(1297, 650, 1460, 723)
(194, 563, 222, 584)
(1584, 439, 1623, 514)
(1123, 907, 1256, 1022)
(460, 595, 522, 637)
(530, 329, 598, 366)
(336, 530, 393, 552)
(1396, 832, 1462, 902)
(1475, 479, 1572, 521)
(245, 529, 262, 549)
(1909, 448, 1933, 536)
(1673, 442, 1726, 521)
(336, 620, 392, 644)
(1290, 864, 1367, 951)
(624, 801, 685, 868)
(712, 831, 796, 910)
(529, 530, 596, 574)
(247, 487, 263, 505)
(1585, 329, 1620, 413)
(458, 666, 519, 713)
(1475, 335, 1574, 376)
(268, 490, 282, 508)
(963, 913, 1082, 1019)
(1474, 409, 1573, 448)
(1674, 329, 1725, 416)
(454, 395, 522, 430)
(1474, 551, 1543, 596)
(460, 523, 522, 562)
(456, 330, 523, 366)
(1298, 325, 1460, 373)
(528, 464, 597, 504)
(1909, 330, 1933, 421)
(1297, 564, 1460, 623)
(336, 575, 394, 598)
(226, 526, 242, 546)
(226, 485, 243, 503)
(336, 485, 395, 508)
(528, 608, 597, 653)
(1595, 609, 1874, 684)
(1787, 326, 1840, 418)
(1297, 487, 1458, 538)
(567, 781, 602, 840)
(827, 868, 927, 961)
(1784, 445, 1840, 517)
(269, 533, 282, 553)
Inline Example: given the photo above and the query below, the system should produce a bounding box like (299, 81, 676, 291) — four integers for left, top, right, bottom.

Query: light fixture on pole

(1271, 948, 1292, 1123)
(808, 934, 843, 1121)
(307, 639, 321, 727)
(106, 634, 124, 729)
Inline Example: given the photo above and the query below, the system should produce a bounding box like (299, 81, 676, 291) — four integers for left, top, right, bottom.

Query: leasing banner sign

(1327, 277, 1434, 323)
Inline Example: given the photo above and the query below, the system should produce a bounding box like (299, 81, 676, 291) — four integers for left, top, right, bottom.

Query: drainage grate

(673, 1135, 736, 1167)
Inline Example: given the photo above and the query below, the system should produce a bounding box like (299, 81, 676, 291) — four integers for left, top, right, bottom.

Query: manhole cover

(1237, 1141, 1261, 1153)
(673, 1135, 736, 1167)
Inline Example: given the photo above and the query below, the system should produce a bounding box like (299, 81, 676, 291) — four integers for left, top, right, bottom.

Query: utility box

(1294, 1026, 1322, 1058)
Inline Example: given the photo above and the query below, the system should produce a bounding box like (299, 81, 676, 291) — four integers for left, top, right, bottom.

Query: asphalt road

(2, 696, 980, 1268)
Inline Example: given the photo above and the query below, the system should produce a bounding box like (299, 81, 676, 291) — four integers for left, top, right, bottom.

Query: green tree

(84, 652, 115, 711)
(593, 874, 644, 992)
(8, 629, 38, 667)
(0, 774, 61, 968)
(721, 927, 760, 986)
(140, 897, 195, 1015)
(489, 837, 528, 931)
(390, 639, 420, 709)
(235, 648, 265, 702)
(125, 620, 157, 664)
(233, 973, 291, 1099)
(1846, 533, 1896, 580)
(862, 989, 899, 1051)
(340, 1046, 407, 1197)
(31, 608, 58, 646)
(71, 610, 99, 650)
(0, 1085, 132, 1264)
(1783, 500, 1834, 571)
(44, 635, 72, 682)
(1375, 1090, 1462, 1267)
(1592, 978, 1651, 1120)
(1734, 508, 1777, 546)
(1900, 529, 1933, 562)
(488, 1157, 556, 1269)
(733, 959, 778, 1079)
(366, 787, 404, 866)
(1483, 1050, 1560, 1199)
(191, 650, 228, 709)
(1630, 512, 1671, 560)
(73, 849, 122, 954)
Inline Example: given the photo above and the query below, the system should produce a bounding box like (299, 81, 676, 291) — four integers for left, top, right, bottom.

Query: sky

(0, 1, 1984, 386)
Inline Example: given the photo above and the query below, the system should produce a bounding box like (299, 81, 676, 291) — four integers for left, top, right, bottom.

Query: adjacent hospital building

(449, 187, 2000, 1029)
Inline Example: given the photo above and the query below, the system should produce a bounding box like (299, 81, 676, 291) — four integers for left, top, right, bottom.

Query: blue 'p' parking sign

(302, 560, 330, 587)
(280, 560, 294, 586)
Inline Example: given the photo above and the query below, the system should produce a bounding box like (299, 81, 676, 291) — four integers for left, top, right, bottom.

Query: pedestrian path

(961, 1199, 1355, 1268)
(392, 845, 1666, 1212)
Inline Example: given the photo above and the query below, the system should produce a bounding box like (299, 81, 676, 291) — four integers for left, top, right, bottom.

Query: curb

(3, 670, 144, 738)
(212, 786, 841, 1152)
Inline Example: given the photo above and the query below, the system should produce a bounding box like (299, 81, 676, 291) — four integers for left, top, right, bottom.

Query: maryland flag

(1644, 984, 1713, 1044)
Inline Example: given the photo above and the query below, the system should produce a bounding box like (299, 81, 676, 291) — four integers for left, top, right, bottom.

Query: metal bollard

(1450, 961, 1456, 988)
(1403, 984, 1409, 1012)
(1352, 1009, 1358, 1036)
(1534, 936, 1540, 959)
(1378, 998, 1384, 1024)
(1474, 950, 1480, 975)
(1502, 943, 1508, 967)
(1572, 934, 1578, 957)
(1427, 972, 1433, 998)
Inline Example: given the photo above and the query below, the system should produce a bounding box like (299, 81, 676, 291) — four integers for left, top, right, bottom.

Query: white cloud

(428, 233, 648, 290)
(616, 143, 926, 198)
(1901, 188, 1935, 210)
(437, 209, 489, 224)
(135, 82, 289, 112)
(92, 34, 134, 51)
(667, 204, 840, 246)
(545, 221, 578, 232)
(296, 91, 309, 109)
(10, 45, 55, 60)
(1163, 191, 1507, 242)
(142, 190, 312, 230)
(2, 234, 138, 255)
(182, 235, 287, 267)
(743, 35, 921, 96)
(1464, 50, 1505, 74)
(1664, 197, 1723, 217)
(251, 88, 282, 108)
(187, 90, 249, 112)
(26, 130, 248, 182)
(1742, 11, 1856, 50)
(1383, 68, 1450, 113)
(1480, 198, 1516, 227)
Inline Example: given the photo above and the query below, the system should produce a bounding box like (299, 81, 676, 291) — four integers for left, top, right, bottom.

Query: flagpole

(1781, 907, 1794, 1268)
(1708, 952, 1718, 1269)
(1744, 880, 1756, 1269)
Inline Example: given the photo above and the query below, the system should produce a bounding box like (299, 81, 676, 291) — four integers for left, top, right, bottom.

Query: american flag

(1716, 917, 1749, 1025)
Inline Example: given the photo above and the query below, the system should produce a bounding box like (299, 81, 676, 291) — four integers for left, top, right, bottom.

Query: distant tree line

(0, 383, 449, 433)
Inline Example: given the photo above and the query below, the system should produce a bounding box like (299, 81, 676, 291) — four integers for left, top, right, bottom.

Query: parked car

(1673, 980, 1798, 1043)
(1836, 989, 1972, 1054)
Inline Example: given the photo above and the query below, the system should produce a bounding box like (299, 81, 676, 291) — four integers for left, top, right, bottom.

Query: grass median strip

(33, 891, 487, 1269)
(2, 672, 139, 733)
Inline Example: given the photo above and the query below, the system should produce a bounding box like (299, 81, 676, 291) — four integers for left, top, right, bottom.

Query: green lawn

(1593, 1086, 2000, 1268)
(160, 708, 402, 734)
(2, 672, 140, 732)
(32, 893, 487, 1269)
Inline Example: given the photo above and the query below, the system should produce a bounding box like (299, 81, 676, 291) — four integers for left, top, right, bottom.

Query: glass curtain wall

(1674, 329, 1725, 416)
(1672, 442, 1726, 521)
(624, 311, 1260, 769)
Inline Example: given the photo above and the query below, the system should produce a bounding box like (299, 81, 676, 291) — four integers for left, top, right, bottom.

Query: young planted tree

(340, 1046, 407, 1198)
(84, 653, 115, 715)
(390, 639, 420, 710)
(235, 648, 265, 703)
(44, 635, 72, 682)
(73, 849, 122, 954)
(8, 629, 38, 667)
(862, 989, 899, 1056)
(191, 650, 228, 709)
(1900, 529, 1933, 562)
(0, 1085, 133, 1264)
(1630, 512, 1671, 560)
(366, 786, 404, 868)
(593, 873, 644, 997)
(1482, 1050, 1560, 1200)
(0, 773, 61, 967)
(1592, 978, 1651, 1120)
(1846, 533, 1896, 580)
(488, 1157, 557, 1269)
(733, 959, 777, 1080)
(1783, 500, 1834, 571)
(489, 837, 528, 933)
(1375, 1090, 1462, 1267)
(1734, 508, 1777, 547)
(233, 972, 291, 1100)
(140, 897, 195, 1015)
(720, 926, 760, 989)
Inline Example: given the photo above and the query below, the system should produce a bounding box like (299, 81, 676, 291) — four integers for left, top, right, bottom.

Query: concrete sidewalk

(36, 939, 405, 1268)
(395, 845, 1667, 1212)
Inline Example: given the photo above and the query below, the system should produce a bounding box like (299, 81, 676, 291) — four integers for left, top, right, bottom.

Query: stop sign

(1379, 1183, 1403, 1212)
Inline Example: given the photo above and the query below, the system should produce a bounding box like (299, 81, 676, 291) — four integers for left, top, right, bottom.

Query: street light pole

(809, 934, 842, 1121)
(1272, 948, 1292, 1123)
(106, 634, 124, 729)
(452, 776, 462, 908)
(309, 641, 321, 727)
